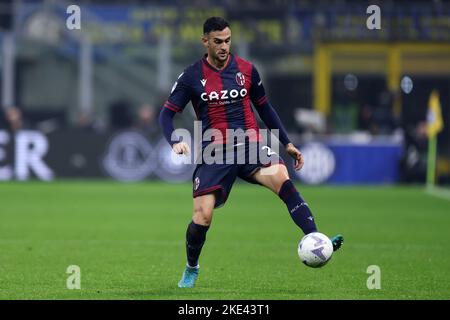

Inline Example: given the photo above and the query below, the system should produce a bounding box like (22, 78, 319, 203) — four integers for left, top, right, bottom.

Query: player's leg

(178, 193, 216, 288)
(179, 161, 237, 288)
(188, 193, 216, 266)
(252, 163, 318, 235)
(251, 163, 343, 251)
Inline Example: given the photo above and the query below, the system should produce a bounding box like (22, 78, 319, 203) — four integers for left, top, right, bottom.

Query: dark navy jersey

(163, 54, 268, 146)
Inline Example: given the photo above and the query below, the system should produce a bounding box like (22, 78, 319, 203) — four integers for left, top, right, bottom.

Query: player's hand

(286, 143, 304, 171)
(172, 142, 190, 156)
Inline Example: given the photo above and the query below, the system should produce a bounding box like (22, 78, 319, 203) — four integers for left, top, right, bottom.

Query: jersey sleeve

(163, 71, 192, 113)
(249, 65, 268, 108)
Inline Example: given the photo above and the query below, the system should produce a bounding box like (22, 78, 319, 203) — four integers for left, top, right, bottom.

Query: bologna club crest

(194, 177, 200, 191)
(235, 72, 245, 86)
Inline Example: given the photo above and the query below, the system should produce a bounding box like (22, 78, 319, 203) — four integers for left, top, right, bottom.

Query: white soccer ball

(298, 232, 333, 268)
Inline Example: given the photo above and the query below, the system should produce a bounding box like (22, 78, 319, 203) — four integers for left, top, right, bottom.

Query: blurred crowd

(0, 102, 160, 136)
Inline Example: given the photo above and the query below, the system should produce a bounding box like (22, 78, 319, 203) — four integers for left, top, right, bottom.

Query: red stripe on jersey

(235, 57, 261, 143)
(201, 61, 228, 144)
(256, 95, 268, 106)
(164, 103, 180, 113)
(165, 101, 182, 112)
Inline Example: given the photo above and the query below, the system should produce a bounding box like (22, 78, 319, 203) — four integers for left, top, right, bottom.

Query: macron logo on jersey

(200, 79, 207, 87)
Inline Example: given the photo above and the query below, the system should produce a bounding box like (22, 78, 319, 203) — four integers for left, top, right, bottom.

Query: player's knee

(193, 205, 213, 226)
(278, 164, 290, 179)
(273, 166, 290, 193)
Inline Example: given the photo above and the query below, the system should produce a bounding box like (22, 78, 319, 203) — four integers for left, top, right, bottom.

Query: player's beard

(216, 50, 229, 62)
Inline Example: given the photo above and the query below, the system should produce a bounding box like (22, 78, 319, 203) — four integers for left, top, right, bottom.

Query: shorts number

(262, 146, 277, 156)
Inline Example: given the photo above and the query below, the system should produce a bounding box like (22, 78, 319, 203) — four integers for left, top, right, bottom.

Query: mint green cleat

(178, 265, 199, 288)
(330, 234, 344, 252)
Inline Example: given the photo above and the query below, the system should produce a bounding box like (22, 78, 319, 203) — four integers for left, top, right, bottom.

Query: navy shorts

(192, 143, 284, 208)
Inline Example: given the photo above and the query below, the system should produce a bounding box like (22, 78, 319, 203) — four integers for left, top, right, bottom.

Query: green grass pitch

(0, 181, 449, 299)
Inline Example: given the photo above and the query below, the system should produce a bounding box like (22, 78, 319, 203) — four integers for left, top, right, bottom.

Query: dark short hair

(203, 17, 230, 35)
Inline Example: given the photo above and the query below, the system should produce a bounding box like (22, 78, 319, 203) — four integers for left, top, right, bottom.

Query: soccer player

(159, 17, 344, 288)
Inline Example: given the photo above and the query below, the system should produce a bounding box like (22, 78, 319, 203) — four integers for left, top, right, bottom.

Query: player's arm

(250, 66, 304, 170)
(158, 108, 189, 155)
(158, 71, 191, 155)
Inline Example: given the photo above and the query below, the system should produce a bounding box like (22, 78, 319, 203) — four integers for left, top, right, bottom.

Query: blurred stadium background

(0, 0, 450, 300)
(0, 0, 449, 185)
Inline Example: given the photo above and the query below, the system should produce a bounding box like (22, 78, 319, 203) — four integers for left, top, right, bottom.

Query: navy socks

(278, 180, 318, 235)
(186, 221, 209, 267)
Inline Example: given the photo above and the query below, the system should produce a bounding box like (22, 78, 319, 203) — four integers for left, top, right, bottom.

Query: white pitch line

(425, 186, 450, 201)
